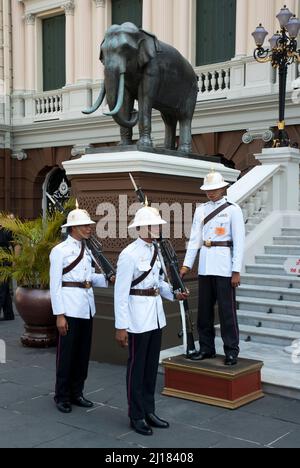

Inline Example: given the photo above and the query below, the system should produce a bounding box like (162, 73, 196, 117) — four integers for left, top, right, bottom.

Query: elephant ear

(138, 30, 161, 67)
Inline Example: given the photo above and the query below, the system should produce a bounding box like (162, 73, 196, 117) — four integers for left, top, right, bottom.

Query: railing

(195, 62, 231, 101)
(35, 92, 63, 120)
(228, 164, 282, 235)
(195, 57, 300, 102)
(11, 57, 300, 124)
(239, 182, 271, 234)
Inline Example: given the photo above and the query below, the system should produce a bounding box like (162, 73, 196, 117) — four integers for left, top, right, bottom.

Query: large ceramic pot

(15, 287, 57, 348)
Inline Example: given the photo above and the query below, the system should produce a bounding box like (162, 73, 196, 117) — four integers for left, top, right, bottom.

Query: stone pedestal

(63, 148, 240, 364)
(162, 355, 264, 409)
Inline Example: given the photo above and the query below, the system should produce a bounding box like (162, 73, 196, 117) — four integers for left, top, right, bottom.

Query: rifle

(46, 192, 116, 281)
(129, 174, 197, 358)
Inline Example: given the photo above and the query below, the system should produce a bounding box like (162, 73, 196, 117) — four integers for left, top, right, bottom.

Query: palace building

(1, 0, 300, 217)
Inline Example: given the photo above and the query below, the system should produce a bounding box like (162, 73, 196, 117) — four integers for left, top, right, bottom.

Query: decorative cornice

(94, 0, 106, 8)
(24, 13, 35, 25)
(62, 151, 240, 181)
(62, 0, 75, 15)
(71, 144, 92, 157)
(11, 149, 27, 161)
(242, 128, 274, 145)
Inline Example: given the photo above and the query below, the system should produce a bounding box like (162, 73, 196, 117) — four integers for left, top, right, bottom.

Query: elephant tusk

(104, 73, 125, 116)
(82, 84, 106, 115)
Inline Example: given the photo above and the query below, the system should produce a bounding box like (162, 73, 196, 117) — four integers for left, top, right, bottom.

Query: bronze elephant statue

(83, 22, 199, 153)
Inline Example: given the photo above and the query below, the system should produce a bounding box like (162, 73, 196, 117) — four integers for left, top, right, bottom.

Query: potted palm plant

(0, 205, 73, 348)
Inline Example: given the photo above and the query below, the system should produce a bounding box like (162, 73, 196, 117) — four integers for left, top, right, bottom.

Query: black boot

(190, 352, 216, 361)
(130, 419, 153, 436)
(146, 413, 169, 429)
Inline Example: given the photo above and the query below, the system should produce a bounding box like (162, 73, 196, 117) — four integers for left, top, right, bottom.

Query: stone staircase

(214, 227, 300, 398)
(161, 226, 300, 399)
(236, 227, 300, 347)
(214, 228, 300, 347)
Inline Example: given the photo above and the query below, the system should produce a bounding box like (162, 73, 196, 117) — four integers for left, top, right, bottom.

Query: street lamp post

(252, 5, 300, 147)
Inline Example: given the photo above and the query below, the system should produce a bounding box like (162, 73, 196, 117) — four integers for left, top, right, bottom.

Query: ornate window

(196, 0, 236, 66)
(42, 14, 66, 91)
(112, 0, 143, 27)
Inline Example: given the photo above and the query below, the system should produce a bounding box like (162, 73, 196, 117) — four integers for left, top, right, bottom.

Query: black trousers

(127, 328, 162, 420)
(198, 275, 239, 358)
(55, 316, 93, 403)
(0, 281, 14, 320)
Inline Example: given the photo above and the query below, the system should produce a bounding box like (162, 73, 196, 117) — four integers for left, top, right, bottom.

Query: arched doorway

(42, 167, 71, 217)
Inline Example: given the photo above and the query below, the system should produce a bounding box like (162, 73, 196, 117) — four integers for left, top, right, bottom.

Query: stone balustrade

(240, 183, 271, 234)
(35, 92, 63, 121)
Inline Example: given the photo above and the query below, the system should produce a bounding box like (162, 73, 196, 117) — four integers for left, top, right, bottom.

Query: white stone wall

(0, 3, 3, 85)
(5, 0, 300, 152)
(10, 0, 300, 91)
(0, 0, 12, 140)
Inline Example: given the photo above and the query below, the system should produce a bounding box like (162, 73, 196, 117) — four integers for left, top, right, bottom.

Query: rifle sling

(63, 243, 85, 275)
(203, 202, 232, 226)
(131, 247, 158, 288)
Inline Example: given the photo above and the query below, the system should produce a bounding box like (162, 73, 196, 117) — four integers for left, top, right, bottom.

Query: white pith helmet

(62, 209, 95, 228)
(200, 171, 230, 191)
(128, 206, 167, 229)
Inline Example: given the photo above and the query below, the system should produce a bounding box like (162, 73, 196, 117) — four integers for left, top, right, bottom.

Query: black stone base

(85, 144, 221, 164)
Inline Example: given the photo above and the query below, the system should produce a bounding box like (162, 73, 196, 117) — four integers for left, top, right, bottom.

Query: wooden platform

(162, 355, 264, 410)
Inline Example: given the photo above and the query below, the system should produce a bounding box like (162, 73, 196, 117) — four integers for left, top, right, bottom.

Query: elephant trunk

(104, 70, 138, 128)
(82, 83, 106, 115)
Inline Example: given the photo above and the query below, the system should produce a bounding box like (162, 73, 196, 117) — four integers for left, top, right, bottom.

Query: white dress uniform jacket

(50, 235, 107, 319)
(114, 237, 174, 334)
(184, 197, 245, 277)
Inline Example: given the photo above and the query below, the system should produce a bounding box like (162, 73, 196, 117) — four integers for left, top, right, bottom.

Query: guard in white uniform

(181, 171, 245, 366)
(50, 207, 110, 413)
(115, 206, 188, 436)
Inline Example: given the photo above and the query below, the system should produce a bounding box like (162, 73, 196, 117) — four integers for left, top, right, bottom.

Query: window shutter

(112, 0, 143, 28)
(196, 0, 236, 66)
(43, 15, 66, 92)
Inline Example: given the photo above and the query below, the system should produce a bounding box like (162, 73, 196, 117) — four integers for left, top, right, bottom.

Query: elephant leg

(120, 126, 133, 146)
(161, 114, 177, 150)
(137, 81, 154, 148)
(119, 92, 134, 146)
(178, 118, 192, 153)
(138, 103, 153, 147)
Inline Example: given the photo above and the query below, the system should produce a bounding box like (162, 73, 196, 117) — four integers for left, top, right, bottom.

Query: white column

(142, 0, 152, 31)
(24, 13, 36, 92)
(173, 0, 190, 59)
(235, 0, 248, 58)
(93, 0, 106, 80)
(151, 0, 173, 45)
(75, 0, 93, 83)
(11, 0, 25, 91)
(247, 0, 275, 55)
(62, 1, 75, 86)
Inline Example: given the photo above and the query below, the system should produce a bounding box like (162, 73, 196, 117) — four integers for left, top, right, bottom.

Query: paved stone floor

(1, 316, 300, 448)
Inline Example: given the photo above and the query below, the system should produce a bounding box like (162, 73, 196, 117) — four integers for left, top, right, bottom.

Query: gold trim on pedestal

(162, 358, 263, 381)
(162, 388, 264, 410)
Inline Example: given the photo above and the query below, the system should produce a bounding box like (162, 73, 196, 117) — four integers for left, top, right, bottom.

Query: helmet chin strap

(148, 227, 160, 239)
(75, 226, 90, 240)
